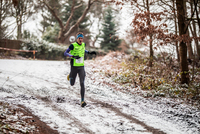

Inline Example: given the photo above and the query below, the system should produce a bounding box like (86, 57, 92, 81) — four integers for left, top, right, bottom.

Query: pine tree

(40, 0, 61, 35)
(100, 6, 121, 51)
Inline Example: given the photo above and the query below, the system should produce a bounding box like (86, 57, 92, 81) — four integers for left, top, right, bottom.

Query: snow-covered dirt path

(0, 59, 199, 134)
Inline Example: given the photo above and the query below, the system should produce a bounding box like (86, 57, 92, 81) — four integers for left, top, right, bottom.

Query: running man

(64, 32, 96, 107)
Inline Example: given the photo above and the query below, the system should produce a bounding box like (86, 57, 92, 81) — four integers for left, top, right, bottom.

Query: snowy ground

(0, 59, 199, 134)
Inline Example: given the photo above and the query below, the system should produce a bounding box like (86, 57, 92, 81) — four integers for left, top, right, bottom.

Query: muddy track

(37, 78, 166, 134)
(18, 104, 59, 134)
(1, 66, 166, 134)
(34, 93, 166, 134)
(1, 60, 198, 133)
(89, 98, 166, 134)
(39, 97, 94, 134)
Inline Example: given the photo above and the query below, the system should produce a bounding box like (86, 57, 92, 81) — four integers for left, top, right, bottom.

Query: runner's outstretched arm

(64, 48, 73, 57)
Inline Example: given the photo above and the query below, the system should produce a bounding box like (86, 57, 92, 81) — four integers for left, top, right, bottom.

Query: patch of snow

(0, 59, 199, 134)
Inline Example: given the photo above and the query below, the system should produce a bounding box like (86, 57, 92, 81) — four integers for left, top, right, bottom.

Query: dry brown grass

(91, 51, 200, 107)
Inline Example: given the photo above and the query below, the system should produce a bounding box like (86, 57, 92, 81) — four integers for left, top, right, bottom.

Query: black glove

(88, 51, 96, 55)
(72, 55, 81, 59)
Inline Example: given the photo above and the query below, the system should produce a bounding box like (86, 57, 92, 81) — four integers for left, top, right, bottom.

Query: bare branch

(64, 0, 95, 38)
(74, 3, 83, 10)
(184, 0, 199, 33)
(63, 0, 76, 30)
(42, 0, 64, 29)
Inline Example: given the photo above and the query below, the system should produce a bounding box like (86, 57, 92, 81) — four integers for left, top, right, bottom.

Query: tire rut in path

(38, 96, 95, 134)
(89, 98, 166, 134)
(18, 104, 59, 134)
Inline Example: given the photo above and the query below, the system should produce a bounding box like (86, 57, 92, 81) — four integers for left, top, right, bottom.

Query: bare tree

(184, 1, 194, 60)
(146, 0, 154, 67)
(11, 0, 39, 39)
(171, 0, 180, 63)
(128, 0, 169, 67)
(41, 0, 101, 43)
(0, 0, 12, 39)
(39, 0, 61, 35)
(189, 0, 200, 61)
(89, 1, 104, 47)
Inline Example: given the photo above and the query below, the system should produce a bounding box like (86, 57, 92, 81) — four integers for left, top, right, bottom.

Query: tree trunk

(184, 1, 193, 60)
(186, 29, 194, 59)
(193, 0, 200, 31)
(92, 35, 98, 47)
(190, 1, 200, 61)
(149, 35, 153, 67)
(17, 21, 22, 39)
(191, 22, 200, 61)
(176, 0, 189, 84)
(173, 0, 180, 63)
(0, 0, 2, 39)
(16, 1, 22, 39)
(146, 0, 153, 67)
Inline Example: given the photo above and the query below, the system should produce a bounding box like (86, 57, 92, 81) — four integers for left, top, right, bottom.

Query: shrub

(109, 52, 200, 104)
(20, 39, 68, 60)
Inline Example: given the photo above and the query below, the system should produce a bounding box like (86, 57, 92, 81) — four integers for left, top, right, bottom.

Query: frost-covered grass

(101, 51, 200, 107)
(0, 57, 199, 134)
(0, 101, 38, 133)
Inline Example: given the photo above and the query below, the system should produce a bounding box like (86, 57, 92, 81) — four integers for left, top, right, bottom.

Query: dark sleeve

(84, 43, 89, 53)
(64, 44, 74, 57)
(69, 44, 74, 50)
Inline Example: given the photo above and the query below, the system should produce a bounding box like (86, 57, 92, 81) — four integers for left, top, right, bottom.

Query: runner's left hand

(88, 51, 96, 55)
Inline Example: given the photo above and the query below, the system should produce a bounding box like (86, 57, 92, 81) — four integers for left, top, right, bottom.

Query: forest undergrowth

(101, 51, 200, 108)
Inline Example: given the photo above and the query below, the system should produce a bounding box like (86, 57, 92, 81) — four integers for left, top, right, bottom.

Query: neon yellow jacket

(70, 42, 85, 66)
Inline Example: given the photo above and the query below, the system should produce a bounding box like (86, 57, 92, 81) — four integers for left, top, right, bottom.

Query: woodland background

(0, 0, 200, 105)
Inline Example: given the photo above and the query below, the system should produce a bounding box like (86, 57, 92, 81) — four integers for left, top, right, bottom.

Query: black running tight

(69, 66, 85, 100)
